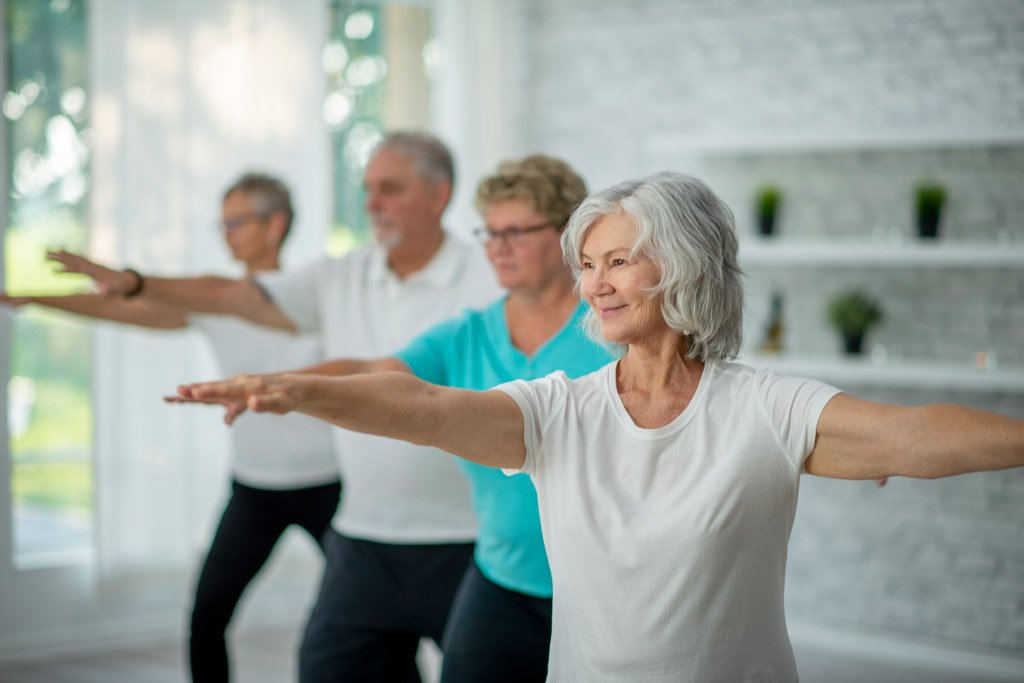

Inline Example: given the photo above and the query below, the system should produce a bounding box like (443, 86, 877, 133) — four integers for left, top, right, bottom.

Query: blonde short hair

(475, 155, 587, 230)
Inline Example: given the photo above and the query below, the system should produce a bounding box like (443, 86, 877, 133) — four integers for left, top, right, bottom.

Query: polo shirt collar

(369, 232, 462, 286)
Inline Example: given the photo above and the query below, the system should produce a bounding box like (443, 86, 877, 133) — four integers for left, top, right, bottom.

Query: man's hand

(48, 250, 136, 295)
(166, 374, 304, 425)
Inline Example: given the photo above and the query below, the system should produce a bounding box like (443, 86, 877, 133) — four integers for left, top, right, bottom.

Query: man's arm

(48, 250, 295, 331)
(170, 372, 528, 470)
(1, 292, 188, 329)
(805, 393, 1024, 480)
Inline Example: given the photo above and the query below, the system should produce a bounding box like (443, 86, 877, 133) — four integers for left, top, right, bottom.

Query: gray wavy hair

(561, 171, 744, 362)
(224, 173, 294, 241)
(373, 131, 455, 190)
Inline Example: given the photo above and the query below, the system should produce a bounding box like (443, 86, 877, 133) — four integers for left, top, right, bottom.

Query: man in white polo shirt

(53, 132, 502, 681)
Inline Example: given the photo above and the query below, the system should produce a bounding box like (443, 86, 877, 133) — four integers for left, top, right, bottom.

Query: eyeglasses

(218, 212, 267, 233)
(472, 221, 556, 246)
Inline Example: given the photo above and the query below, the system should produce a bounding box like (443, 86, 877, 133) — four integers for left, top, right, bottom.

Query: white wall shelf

(739, 240, 1024, 268)
(740, 355, 1024, 393)
(648, 129, 1024, 157)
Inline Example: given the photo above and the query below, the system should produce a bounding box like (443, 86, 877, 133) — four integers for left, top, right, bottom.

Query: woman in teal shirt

(392, 155, 614, 680)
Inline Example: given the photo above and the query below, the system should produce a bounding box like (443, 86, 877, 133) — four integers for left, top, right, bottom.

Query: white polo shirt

(257, 233, 502, 542)
(191, 315, 339, 489)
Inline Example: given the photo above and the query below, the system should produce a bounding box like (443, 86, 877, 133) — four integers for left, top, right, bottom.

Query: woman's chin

(497, 275, 522, 291)
(597, 325, 627, 346)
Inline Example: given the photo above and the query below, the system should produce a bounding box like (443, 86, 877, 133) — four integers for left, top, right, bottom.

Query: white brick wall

(511, 0, 1024, 657)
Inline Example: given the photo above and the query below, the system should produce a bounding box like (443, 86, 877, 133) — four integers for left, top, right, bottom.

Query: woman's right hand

(47, 250, 135, 295)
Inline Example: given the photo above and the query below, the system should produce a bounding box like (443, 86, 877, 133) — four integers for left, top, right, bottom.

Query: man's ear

(430, 180, 453, 217)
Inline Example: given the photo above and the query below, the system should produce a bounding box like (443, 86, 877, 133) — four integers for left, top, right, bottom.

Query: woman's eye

(611, 258, 627, 266)
(581, 261, 593, 270)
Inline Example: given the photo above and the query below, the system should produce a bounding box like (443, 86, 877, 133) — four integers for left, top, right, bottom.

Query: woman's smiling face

(579, 212, 669, 346)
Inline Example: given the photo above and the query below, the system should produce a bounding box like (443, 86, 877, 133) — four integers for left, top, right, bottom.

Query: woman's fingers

(47, 250, 124, 293)
(166, 375, 302, 421)
(47, 250, 91, 274)
(248, 391, 296, 415)
(0, 293, 30, 308)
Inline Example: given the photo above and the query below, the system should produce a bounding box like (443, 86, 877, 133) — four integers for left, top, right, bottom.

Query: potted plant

(755, 184, 781, 237)
(915, 182, 946, 239)
(827, 290, 883, 355)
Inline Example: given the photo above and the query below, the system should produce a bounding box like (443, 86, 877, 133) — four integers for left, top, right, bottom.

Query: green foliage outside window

(5, 0, 93, 518)
(324, 1, 386, 254)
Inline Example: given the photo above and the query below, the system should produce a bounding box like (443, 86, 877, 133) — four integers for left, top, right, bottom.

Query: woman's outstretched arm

(1, 292, 188, 328)
(806, 393, 1024, 480)
(47, 250, 295, 331)
(170, 372, 527, 470)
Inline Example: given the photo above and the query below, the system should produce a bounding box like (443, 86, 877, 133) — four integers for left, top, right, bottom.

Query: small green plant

(915, 182, 946, 238)
(827, 290, 883, 336)
(755, 184, 781, 236)
(915, 182, 946, 215)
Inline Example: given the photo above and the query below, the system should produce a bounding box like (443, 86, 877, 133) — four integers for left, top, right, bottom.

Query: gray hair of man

(223, 172, 295, 241)
(561, 171, 744, 362)
(373, 131, 455, 193)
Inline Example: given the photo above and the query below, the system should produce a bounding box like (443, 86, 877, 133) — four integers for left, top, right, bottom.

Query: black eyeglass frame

(218, 211, 272, 233)
(472, 221, 558, 245)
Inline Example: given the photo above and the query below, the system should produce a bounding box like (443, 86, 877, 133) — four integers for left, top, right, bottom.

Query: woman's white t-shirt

(497, 359, 840, 682)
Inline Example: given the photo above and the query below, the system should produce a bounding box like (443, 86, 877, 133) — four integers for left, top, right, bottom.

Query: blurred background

(1, 0, 1022, 680)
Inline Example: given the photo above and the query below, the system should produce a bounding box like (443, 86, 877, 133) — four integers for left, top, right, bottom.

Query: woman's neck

(615, 335, 705, 429)
(504, 276, 579, 355)
(243, 254, 281, 277)
(619, 334, 703, 391)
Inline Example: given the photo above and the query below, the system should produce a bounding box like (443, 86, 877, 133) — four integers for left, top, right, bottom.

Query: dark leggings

(189, 478, 341, 683)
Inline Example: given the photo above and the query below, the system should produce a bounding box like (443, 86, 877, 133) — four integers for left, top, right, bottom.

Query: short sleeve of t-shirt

(495, 371, 572, 476)
(753, 367, 842, 470)
(393, 311, 471, 386)
(254, 258, 326, 334)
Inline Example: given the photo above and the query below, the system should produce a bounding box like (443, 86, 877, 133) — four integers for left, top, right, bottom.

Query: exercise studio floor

(1, 622, 1021, 683)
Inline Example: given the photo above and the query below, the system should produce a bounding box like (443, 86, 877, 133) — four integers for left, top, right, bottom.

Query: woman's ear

(266, 212, 288, 249)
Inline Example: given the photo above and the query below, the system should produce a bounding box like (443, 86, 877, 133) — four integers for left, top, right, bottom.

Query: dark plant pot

(842, 333, 865, 355)
(758, 213, 776, 237)
(917, 208, 940, 239)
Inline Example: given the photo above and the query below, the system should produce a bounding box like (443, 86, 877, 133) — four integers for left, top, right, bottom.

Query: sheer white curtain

(434, 0, 523, 236)
(89, 0, 330, 591)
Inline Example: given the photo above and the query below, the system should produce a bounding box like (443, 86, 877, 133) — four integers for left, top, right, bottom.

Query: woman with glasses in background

(3, 174, 340, 683)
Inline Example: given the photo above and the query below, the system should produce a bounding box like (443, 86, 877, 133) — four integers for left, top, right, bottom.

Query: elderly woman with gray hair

(171, 171, 1024, 681)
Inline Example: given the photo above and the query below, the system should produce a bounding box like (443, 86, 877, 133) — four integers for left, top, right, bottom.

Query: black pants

(189, 478, 341, 683)
(298, 531, 474, 683)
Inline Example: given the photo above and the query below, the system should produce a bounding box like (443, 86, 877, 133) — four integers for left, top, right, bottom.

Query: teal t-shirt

(395, 297, 616, 597)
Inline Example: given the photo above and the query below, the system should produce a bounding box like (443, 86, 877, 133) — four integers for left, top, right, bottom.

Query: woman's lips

(597, 304, 626, 318)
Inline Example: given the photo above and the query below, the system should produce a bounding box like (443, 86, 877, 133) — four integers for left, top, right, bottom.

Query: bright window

(4, 0, 93, 568)
(323, 1, 433, 256)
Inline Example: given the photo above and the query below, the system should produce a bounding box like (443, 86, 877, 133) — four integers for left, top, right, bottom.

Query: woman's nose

(584, 269, 611, 297)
